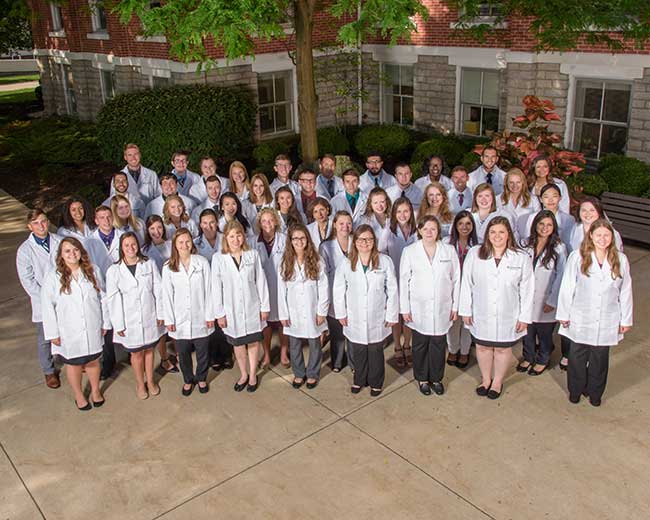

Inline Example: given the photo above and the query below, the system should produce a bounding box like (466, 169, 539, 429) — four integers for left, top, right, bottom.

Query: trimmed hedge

(581, 174, 609, 197)
(353, 124, 412, 160)
(298, 127, 350, 158)
(97, 85, 257, 175)
(252, 134, 300, 174)
(411, 137, 470, 177)
(598, 155, 650, 197)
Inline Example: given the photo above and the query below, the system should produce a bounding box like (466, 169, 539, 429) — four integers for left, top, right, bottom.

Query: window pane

(483, 107, 499, 135)
(382, 92, 394, 123)
(600, 124, 628, 156)
(102, 70, 115, 99)
(461, 69, 482, 104)
(97, 7, 107, 30)
(576, 80, 603, 120)
(603, 83, 631, 123)
(274, 75, 288, 102)
(575, 121, 601, 159)
(482, 71, 499, 106)
(400, 65, 414, 96)
(461, 104, 481, 135)
(152, 76, 169, 88)
(258, 76, 274, 105)
(392, 96, 401, 123)
(402, 96, 413, 125)
(274, 103, 292, 132)
(259, 106, 274, 133)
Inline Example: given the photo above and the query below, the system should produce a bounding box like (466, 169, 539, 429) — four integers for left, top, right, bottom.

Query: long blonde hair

(163, 194, 190, 226)
(249, 173, 274, 205)
(221, 220, 251, 254)
(110, 194, 141, 231)
(229, 161, 250, 194)
(580, 218, 622, 279)
(418, 182, 453, 224)
(501, 168, 532, 208)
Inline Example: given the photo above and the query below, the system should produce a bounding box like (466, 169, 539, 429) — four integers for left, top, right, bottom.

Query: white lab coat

(378, 226, 418, 277)
(359, 170, 397, 194)
(106, 259, 165, 348)
(143, 241, 171, 272)
(330, 191, 368, 222)
(385, 183, 423, 211)
(530, 177, 570, 214)
(40, 266, 110, 359)
(356, 213, 390, 236)
(190, 198, 221, 225)
(56, 224, 94, 241)
(171, 169, 202, 198)
(144, 194, 196, 219)
(555, 250, 633, 346)
(472, 210, 517, 244)
(252, 232, 287, 321)
(333, 254, 399, 344)
(458, 246, 535, 343)
(84, 228, 124, 277)
(520, 210, 575, 247)
(414, 174, 454, 193)
(270, 177, 301, 198)
(277, 261, 329, 338)
(117, 217, 146, 245)
(568, 223, 623, 254)
(211, 249, 270, 338)
(117, 165, 161, 205)
(241, 199, 274, 231)
(194, 234, 222, 261)
(164, 218, 199, 240)
(399, 240, 460, 336)
(188, 176, 231, 205)
(497, 195, 540, 221)
(447, 187, 473, 213)
(468, 165, 507, 195)
(523, 243, 567, 323)
(316, 175, 344, 200)
(307, 218, 333, 249)
(319, 237, 352, 318)
(161, 255, 214, 340)
(103, 192, 146, 220)
(16, 233, 62, 322)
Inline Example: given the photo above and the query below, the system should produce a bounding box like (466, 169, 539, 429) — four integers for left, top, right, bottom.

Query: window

(382, 64, 414, 126)
(477, 3, 502, 17)
(572, 80, 631, 160)
(90, 0, 108, 32)
(50, 3, 63, 32)
(100, 69, 115, 101)
(452, 2, 507, 29)
(151, 75, 170, 88)
(460, 68, 500, 136)
(62, 65, 77, 115)
(258, 71, 294, 136)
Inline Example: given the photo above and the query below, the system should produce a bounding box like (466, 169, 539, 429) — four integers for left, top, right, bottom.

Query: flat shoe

(528, 365, 547, 376)
(370, 388, 382, 397)
(148, 384, 161, 396)
(306, 380, 318, 390)
(136, 388, 149, 400)
(589, 397, 601, 407)
(91, 398, 105, 408)
(431, 382, 445, 395)
(198, 383, 209, 394)
(475, 385, 489, 397)
(351, 385, 362, 394)
(292, 378, 304, 389)
(247, 382, 258, 393)
(234, 381, 247, 392)
(446, 354, 458, 366)
(419, 382, 432, 396)
(456, 355, 469, 369)
(516, 361, 531, 373)
(487, 388, 502, 400)
(569, 394, 581, 404)
(181, 384, 194, 397)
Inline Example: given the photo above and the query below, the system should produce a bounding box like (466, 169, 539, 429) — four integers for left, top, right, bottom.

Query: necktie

(401, 190, 406, 199)
(327, 179, 334, 198)
(458, 193, 464, 206)
(213, 204, 220, 213)
(486, 172, 493, 185)
(129, 168, 140, 183)
(178, 176, 185, 188)
(350, 197, 356, 212)
(374, 176, 379, 187)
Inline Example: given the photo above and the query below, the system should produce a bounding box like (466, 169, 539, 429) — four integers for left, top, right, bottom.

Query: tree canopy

(0, 0, 32, 55)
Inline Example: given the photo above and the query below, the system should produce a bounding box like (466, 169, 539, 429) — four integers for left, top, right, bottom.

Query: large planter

(601, 191, 650, 244)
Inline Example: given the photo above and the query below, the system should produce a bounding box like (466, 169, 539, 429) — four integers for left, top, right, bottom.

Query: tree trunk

(294, 0, 318, 163)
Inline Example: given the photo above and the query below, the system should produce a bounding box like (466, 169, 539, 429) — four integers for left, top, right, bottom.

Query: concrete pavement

(1, 189, 649, 520)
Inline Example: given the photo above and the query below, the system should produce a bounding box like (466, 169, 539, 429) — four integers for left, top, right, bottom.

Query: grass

(0, 88, 37, 105)
(0, 74, 39, 85)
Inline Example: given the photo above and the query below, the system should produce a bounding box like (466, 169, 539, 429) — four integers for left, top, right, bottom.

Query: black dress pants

(411, 329, 446, 383)
(101, 329, 116, 377)
(209, 326, 233, 366)
(328, 317, 352, 370)
(176, 336, 210, 385)
(568, 342, 611, 402)
(350, 341, 384, 389)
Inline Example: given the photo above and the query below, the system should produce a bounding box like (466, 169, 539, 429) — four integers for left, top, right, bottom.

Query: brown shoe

(45, 373, 60, 389)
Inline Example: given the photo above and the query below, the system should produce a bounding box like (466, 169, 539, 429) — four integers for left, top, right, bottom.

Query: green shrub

(252, 134, 300, 173)
(298, 127, 350, 158)
(97, 85, 257, 175)
(461, 151, 480, 172)
(411, 137, 470, 177)
(599, 156, 650, 196)
(76, 184, 105, 207)
(353, 124, 412, 160)
(581, 174, 609, 197)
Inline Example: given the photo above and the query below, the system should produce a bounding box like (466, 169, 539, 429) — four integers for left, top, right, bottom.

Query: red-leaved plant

(474, 95, 585, 180)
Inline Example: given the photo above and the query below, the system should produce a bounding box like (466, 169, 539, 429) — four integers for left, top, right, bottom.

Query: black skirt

(226, 331, 264, 347)
(471, 335, 519, 348)
(58, 352, 102, 366)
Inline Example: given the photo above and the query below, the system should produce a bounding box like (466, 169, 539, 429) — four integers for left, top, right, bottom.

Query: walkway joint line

(0, 441, 47, 520)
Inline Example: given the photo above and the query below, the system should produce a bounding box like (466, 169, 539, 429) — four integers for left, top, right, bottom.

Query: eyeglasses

(299, 178, 316, 184)
(366, 160, 382, 165)
(173, 158, 188, 164)
(356, 237, 374, 244)
(291, 236, 307, 242)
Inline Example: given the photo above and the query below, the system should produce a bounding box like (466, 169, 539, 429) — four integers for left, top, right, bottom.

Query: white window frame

(570, 78, 633, 161)
(49, 3, 65, 37)
(380, 63, 415, 127)
(450, 2, 508, 29)
(99, 68, 116, 102)
(258, 70, 296, 137)
(458, 67, 500, 136)
(135, 1, 167, 43)
(88, 0, 109, 39)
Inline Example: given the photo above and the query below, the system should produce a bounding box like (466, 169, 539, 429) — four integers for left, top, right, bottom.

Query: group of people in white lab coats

(15, 143, 633, 411)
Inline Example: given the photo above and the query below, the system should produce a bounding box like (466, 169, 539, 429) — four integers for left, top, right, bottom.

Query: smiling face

(60, 241, 81, 267)
(206, 179, 221, 201)
(507, 174, 523, 195)
(121, 235, 139, 261)
(476, 189, 494, 210)
(335, 215, 352, 237)
(312, 203, 328, 223)
(290, 229, 308, 253)
(171, 155, 188, 175)
(231, 166, 246, 185)
(200, 158, 216, 178)
(199, 213, 218, 239)
(580, 201, 599, 226)
(95, 209, 113, 233)
(225, 228, 245, 252)
(69, 201, 85, 223)
(174, 232, 193, 256)
(590, 225, 613, 251)
(536, 216, 555, 239)
(395, 202, 412, 225)
(222, 197, 238, 218)
(428, 157, 443, 179)
(28, 213, 49, 239)
(540, 189, 560, 212)
(167, 199, 184, 219)
(456, 216, 473, 238)
(124, 147, 141, 170)
(298, 171, 317, 195)
(419, 219, 439, 242)
(320, 157, 335, 178)
(277, 191, 293, 213)
(259, 212, 277, 235)
(451, 169, 468, 192)
(534, 159, 550, 180)
(251, 178, 266, 199)
(342, 174, 359, 195)
(426, 186, 444, 209)
(355, 230, 375, 253)
(366, 156, 382, 175)
(488, 223, 509, 250)
(116, 200, 132, 220)
(147, 221, 164, 243)
(370, 192, 388, 215)
(113, 174, 129, 194)
(161, 177, 178, 197)
(273, 160, 292, 181)
(481, 149, 498, 172)
(395, 165, 412, 188)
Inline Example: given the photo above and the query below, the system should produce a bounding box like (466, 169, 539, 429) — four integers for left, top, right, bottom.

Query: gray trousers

(36, 322, 55, 374)
(289, 336, 322, 380)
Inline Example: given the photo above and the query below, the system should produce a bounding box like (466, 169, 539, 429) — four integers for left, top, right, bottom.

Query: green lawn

(0, 74, 40, 85)
(0, 88, 37, 105)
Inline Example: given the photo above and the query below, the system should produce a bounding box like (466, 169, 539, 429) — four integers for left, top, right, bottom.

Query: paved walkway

(1, 188, 649, 520)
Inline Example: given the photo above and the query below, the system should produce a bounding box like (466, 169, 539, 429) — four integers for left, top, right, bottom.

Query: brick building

(30, 1, 650, 163)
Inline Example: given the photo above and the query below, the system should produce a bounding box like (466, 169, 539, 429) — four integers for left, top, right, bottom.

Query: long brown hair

(472, 183, 497, 213)
(144, 214, 168, 248)
(325, 210, 353, 241)
(249, 172, 274, 205)
(501, 168, 532, 208)
(362, 187, 391, 218)
(221, 220, 251, 254)
(281, 224, 321, 281)
(117, 231, 148, 264)
(167, 228, 197, 272)
(274, 186, 303, 226)
(478, 216, 519, 260)
(56, 237, 100, 294)
(349, 224, 379, 272)
(389, 197, 417, 236)
(418, 182, 453, 223)
(580, 218, 622, 279)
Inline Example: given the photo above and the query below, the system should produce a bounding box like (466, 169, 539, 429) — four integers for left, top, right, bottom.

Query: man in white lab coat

(170, 150, 202, 198)
(468, 146, 506, 195)
(118, 143, 161, 205)
(385, 162, 423, 211)
(316, 154, 344, 200)
(330, 168, 368, 222)
(103, 171, 146, 219)
(359, 151, 396, 194)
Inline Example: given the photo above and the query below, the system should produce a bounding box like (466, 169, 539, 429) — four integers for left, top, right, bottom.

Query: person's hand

(281, 320, 291, 327)
(560, 320, 570, 328)
(515, 321, 528, 333)
(450, 311, 458, 321)
(260, 311, 269, 321)
(101, 329, 107, 336)
(206, 320, 214, 328)
(619, 325, 632, 334)
(116, 330, 126, 337)
(462, 316, 473, 326)
(157, 319, 164, 326)
(316, 315, 325, 326)
(166, 324, 176, 333)
(543, 304, 555, 314)
(51, 337, 61, 346)
(217, 317, 227, 329)
(402, 313, 413, 323)
(338, 318, 348, 326)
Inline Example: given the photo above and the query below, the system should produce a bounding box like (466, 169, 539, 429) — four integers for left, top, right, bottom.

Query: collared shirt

(172, 169, 188, 188)
(301, 191, 317, 212)
(319, 175, 336, 198)
(128, 167, 141, 183)
(345, 190, 360, 211)
(32, 233, 50, 253)
(98, 228, 116, 249)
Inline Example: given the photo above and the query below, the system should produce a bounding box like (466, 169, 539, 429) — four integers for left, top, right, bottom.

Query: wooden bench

(601, 191, 650, 244)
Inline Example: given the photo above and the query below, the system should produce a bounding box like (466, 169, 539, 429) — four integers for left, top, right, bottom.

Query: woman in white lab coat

(242, 173, 274, 226)
(497, 168, 539, 220)
(443, 210, 478, 369)
(400, 215, 461, 396)
(218, 192, 253, 238)
(41, 237, 110, 411)
(252, 208, 289, 368)
(319, 210, 354, 372)
(306, 197, 333, 249)
(278, 224, 329, 389)
(57, 196, 95, 240)
(356, 187, 391, 236)
(380, 197, 418, 369)
(459, 216, 535, 400)
(106, 232, 164, 399)
(528, 155, 571, 214)
(275, 186, 305, 232)
(568, 196, 623, 253)
(163, 194, 199, 239)
(417, 182, 454, 238)
(517, 211, 567, 376)
(556, 219, 633, 407)
(333, 224, 399, 396)
(228, 160, 251, 202)
(16, 208, 63, 387)
(110, 194, 146, 244)
(471, 183, 516, 244)
(212, 220, 270, 393)
(520, 184, 574, 246)
(161, 228, 214, 397)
